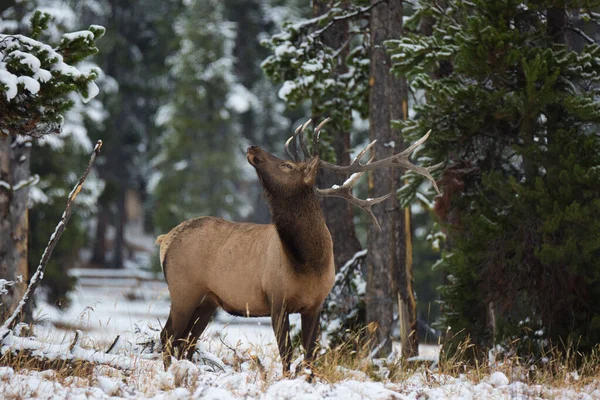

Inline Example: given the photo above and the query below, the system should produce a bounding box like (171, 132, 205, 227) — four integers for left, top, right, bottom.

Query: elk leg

(271, 301, 292, 375)
(161, 305, 196, 368)
(160, 314, 175, 368)
(184, 304, 216, 361)
(301, 307, 321, 368)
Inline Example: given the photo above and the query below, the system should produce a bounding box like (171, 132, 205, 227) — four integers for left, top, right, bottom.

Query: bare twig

(568, 26, 596, 44)
(69, 330, 81, 353)
(312, 0, 389, 38)
(0, 140, 103, 336)
(106, 335, 121, 354)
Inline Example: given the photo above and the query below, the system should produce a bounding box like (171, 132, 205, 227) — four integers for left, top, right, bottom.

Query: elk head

(246, 145, 320, 200)
(278, 118, 442, 230)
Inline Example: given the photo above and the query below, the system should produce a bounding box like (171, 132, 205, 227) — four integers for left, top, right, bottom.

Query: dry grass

(1, 325, 599, 398)
(0, 348, 96, 382)
(434, 333, 600, 390)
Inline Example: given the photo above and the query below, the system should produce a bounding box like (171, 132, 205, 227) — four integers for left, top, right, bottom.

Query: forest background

(2, 0, 600, 363)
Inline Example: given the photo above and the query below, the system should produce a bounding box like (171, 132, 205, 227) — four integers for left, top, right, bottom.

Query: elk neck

(267, 189, 332, 273)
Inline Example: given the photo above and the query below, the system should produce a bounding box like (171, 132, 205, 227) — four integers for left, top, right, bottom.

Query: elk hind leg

(161, 304, 196, 368)
(184, 304, 216, 361)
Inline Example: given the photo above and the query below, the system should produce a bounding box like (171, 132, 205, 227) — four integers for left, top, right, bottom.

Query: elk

(155, 119, 440, 373)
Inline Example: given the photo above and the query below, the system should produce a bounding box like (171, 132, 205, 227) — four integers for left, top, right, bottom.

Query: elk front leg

(271, 301, 292, 375)
(301, 307, 321, 368)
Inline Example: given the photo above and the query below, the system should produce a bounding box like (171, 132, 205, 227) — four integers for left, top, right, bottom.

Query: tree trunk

(313, 0, 362, 270)
(366, 0, 400, 357)
(0, 136, 31, 320)
(91, 205, 108, 266)
(112, 185, 126, 269)
(392, 46, 418, 362)
(366, 0, 418, 358)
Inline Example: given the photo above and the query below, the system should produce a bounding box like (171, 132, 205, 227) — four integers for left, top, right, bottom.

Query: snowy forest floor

(1, 282, 599, 399)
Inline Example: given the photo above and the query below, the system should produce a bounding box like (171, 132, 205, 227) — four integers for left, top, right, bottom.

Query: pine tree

(0, 5, 103, 316)
(153, 0, 247, 232)
(77, 0, 182, 269)
(225, 0, 304, 224)
(390, 0, 600, 358)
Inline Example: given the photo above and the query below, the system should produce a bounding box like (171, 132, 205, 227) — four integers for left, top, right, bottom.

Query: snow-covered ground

(2, 282, 599, 399)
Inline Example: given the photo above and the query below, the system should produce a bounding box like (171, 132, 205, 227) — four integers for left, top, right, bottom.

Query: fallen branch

(1, 329, 142, 372)
(0, 140, 103, 337)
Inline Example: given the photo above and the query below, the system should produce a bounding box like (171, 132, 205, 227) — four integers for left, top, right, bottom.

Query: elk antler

(285, 119, 443, 229)
(284, 118, 331, 161)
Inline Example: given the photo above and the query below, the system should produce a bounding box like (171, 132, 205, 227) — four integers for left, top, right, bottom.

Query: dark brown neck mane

(267, 189, 332, 272)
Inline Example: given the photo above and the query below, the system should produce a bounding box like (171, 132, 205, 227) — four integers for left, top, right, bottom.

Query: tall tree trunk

(0, 136, 31, 320)
(366, 0, 400, 357)
(313, 0, 362, 270)
(113, 184, 126, 269)
(366, 0, 418, 357)
(91, 205, 108, 266)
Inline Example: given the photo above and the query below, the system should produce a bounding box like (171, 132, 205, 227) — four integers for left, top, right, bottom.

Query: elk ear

(303, 156, 320, 186)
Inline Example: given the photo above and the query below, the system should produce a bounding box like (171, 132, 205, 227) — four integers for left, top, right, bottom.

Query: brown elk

(155, 119, 440, 373)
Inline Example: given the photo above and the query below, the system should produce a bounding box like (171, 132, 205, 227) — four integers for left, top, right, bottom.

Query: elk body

(156, 119, 440, 373)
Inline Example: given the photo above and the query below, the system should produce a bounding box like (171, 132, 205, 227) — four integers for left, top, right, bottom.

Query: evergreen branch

(311, 0, 389, 38)
(0, 140, 103, 337)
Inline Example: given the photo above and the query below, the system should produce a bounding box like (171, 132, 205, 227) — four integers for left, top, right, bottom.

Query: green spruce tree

(153, 0, 246, 232)
(0, 6, 103, 316)
(390, 0, 600, 358)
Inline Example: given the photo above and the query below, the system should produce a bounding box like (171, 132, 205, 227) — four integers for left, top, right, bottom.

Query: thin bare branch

(311, 0, 389, 38)
(0, 140, 103, 335)
(568, 26, 596, 44)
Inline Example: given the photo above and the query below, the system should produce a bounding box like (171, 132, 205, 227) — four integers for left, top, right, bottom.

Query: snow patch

(489, 371, 510, 387)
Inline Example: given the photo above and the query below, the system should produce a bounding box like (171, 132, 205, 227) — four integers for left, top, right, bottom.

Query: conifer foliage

(0, 10, 104, 137)
(389, 0, 600, 356)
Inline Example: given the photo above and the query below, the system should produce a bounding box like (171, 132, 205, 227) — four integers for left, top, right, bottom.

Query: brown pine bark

(313, 0, 362, 270)
(366, 0, 418, 358)
(0, 136, 31, 320)
(91, 205, 108, 266)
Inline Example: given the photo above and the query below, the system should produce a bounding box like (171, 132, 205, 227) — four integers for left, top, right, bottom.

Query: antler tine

(312, 117, 331, 157)
(297, 119, 312, 160)
(351, 140, 377, 166)
(318, 129, 441, 195)
(285, 120, 312, 161)
(284, 136, 296, 161)
(398, 129, 432, 158)
(315, 171, 391, 231)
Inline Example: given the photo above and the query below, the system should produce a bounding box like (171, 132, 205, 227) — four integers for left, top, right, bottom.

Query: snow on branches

(261, 1, 377, 128)
(0, 10, 104, 137)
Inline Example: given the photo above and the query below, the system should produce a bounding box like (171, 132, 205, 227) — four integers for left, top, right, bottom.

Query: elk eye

(281, 163, 293, 170)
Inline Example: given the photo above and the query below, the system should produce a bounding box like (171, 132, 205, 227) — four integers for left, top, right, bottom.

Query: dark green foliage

(0, 10, 103, 137)
(389, 0, 600, 358)
(261, 0, 373, 159)
(0, 4, 104, 310)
